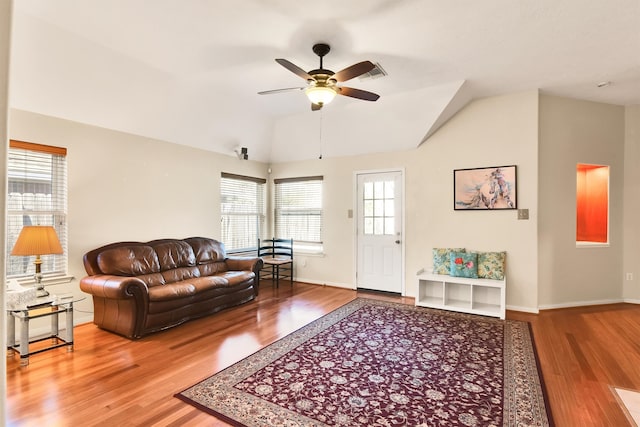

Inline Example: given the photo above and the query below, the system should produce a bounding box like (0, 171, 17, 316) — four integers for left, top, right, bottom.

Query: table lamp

(11, 225, 63, 297)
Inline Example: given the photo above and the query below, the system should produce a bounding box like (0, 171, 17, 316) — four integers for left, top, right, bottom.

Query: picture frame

(454, 165, 517, 210)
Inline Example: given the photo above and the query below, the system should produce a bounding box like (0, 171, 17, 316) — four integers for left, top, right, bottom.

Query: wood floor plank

(6, 283, 640, 426)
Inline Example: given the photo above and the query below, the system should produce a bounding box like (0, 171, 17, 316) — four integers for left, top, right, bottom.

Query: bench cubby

(415, 270, 506, 319)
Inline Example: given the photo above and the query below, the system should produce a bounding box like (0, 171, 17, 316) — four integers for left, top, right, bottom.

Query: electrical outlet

(626, 273, 633, 281)
(517, 209, 529, 220)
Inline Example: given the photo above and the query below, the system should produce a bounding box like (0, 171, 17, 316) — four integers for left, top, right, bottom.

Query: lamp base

(36, 287, 50, 298)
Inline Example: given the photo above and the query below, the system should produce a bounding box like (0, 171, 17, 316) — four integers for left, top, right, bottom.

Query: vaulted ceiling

(8, 0, 640, 162)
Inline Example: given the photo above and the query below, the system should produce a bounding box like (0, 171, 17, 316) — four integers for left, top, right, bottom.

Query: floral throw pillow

(477, 251, 506, 280)
(449, 252, 478, 278)
(432, 248, 466, 275)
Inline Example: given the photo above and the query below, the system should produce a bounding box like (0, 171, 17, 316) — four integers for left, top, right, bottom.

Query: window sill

(576, 241, 610, 248)
(13, 274, 75, 286)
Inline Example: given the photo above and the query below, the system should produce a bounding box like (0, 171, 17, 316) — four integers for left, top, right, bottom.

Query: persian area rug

(176, 298, 552, 427)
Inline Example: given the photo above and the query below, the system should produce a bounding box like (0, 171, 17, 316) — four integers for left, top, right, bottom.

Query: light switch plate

(517, 209, 529, 220)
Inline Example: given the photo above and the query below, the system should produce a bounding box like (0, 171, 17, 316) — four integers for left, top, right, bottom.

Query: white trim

(506, 305, 539, 314)
(285, 277, 355, 290)
(538, 298, 624, 310)
(623, 298, 640, 304)
(16, 274, 74, 287)
(576, 241, 610, 248)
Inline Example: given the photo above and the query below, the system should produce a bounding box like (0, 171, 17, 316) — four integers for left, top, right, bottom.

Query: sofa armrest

(225, 256, 263, 273)
(80, 275, 150, 303)
(225, 257, 264, 296)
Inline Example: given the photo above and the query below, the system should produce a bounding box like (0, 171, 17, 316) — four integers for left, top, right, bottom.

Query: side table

(6, 294, 85, 366)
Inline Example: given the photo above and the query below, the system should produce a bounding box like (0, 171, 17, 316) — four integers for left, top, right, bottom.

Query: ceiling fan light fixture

(305, 85, 336, 105)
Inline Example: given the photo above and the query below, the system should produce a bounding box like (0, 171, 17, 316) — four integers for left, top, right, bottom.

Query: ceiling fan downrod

(312, 43, 331, 70)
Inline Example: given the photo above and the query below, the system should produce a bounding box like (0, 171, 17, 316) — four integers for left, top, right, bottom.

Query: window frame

(6, 140, 68, 281)
(220, 172, 266, 253)
(274, 176, 323, 254)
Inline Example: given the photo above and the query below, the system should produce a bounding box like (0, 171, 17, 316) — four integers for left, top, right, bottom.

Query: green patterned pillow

(477, 251, 506, 280)
(449, 252, 478, 278)
(432, 248, 466, 275)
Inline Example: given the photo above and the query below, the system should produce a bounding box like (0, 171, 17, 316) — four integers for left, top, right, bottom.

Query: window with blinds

(274, 176, 323, 253)
(6, 140, 68, 278)
(220, 173, 266, 252)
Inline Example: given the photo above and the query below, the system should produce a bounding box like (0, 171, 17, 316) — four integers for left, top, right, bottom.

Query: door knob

(395, 240, 401, 244)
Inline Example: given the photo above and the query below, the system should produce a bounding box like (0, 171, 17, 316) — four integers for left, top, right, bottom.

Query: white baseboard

(623, 298, 640, 304)
(293, 277, 355, 290)
(538, 298, 624, 310)
(506, 305, 539, 314)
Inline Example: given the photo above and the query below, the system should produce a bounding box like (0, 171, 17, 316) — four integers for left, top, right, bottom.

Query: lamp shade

(11, 226, 63, 256)
(305, 85, 337, 105)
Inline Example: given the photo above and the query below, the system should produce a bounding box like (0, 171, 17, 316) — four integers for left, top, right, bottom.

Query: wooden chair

(258, 238, 293, 287)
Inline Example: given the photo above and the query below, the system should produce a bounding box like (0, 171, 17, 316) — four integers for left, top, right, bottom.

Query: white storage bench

(415, 269, 506, 319)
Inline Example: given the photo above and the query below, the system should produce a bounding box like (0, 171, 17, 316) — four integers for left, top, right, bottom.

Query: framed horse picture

(454, 165, 517, 210)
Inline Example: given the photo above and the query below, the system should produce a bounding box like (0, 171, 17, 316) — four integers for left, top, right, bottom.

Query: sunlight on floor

(615, 387, 640, 426)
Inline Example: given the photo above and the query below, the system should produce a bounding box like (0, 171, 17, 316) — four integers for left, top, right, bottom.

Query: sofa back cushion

(150, 240, 196, 270)
(97, 245, 160, 276)
(84, 237, 229, 286)
(185, 237, 229, 276)
(185, 237, 226, 263)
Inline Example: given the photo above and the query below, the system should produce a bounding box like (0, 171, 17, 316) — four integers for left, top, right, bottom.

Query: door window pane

(362, 179, 395, 236)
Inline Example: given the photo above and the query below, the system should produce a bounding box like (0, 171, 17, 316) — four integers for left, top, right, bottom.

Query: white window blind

(6, 140, 68, 278)
(274, 176, 323, 252)
(220, 173, 266, 252)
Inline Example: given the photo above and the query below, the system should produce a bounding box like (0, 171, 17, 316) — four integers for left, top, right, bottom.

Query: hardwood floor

(6, 282, 640, 426)
(509, 303, 640, 426)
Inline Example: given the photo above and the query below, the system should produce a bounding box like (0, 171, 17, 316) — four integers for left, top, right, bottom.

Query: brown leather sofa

(80, 237, 262, 339)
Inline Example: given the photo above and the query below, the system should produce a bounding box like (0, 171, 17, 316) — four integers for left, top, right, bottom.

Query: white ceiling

(8, 0, 640, 163)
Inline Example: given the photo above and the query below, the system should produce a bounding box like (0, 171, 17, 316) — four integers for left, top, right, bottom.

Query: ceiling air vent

(358, 62, 387, 81)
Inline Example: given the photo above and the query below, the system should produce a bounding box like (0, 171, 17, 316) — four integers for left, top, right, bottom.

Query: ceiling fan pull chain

(318, 110, 324, 160)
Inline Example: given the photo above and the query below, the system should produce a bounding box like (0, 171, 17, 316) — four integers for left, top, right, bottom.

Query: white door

(356, 171, 403, 293)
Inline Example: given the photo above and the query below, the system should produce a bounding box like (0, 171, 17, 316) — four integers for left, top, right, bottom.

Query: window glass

(274, 176, 323, 253)
(220, 173, 266, 252)
(362, 179, 395, 236)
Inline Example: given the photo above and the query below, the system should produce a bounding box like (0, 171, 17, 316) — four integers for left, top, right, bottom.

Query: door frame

(352, 168, 406, 295)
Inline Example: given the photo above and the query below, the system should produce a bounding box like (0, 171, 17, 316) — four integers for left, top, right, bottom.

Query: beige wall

(624, 106, 640, 301)
(273, 90, 540, 311)
(538, 95, 625, 307)
(9, 109, 268, 321)
(6, 92, 634, 324)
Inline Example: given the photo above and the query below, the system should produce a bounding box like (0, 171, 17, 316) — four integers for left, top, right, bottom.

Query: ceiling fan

(258, 43, 380, 111)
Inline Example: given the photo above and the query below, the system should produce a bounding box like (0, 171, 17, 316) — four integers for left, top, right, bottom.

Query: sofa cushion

(97, 245, 160, 276)
(148, 282, 197, 301)
(216, 270, 255, 286)
(449, 251, 478, 278)
(161, 266, 200, 284)
(197, 262, 228, 277)
(138, 273, 166, 287)
(148, 276, 232, 302)
(186, 237, 226, 264)
(152, 240, 196, 270)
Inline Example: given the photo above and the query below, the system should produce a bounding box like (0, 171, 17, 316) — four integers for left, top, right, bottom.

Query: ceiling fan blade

(337, 86, 380, 101)
(275, 59, 313, 81)
(331, 61, 376, 82)
(258, 87, 305, 95)
(311, 103, 323, 111)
